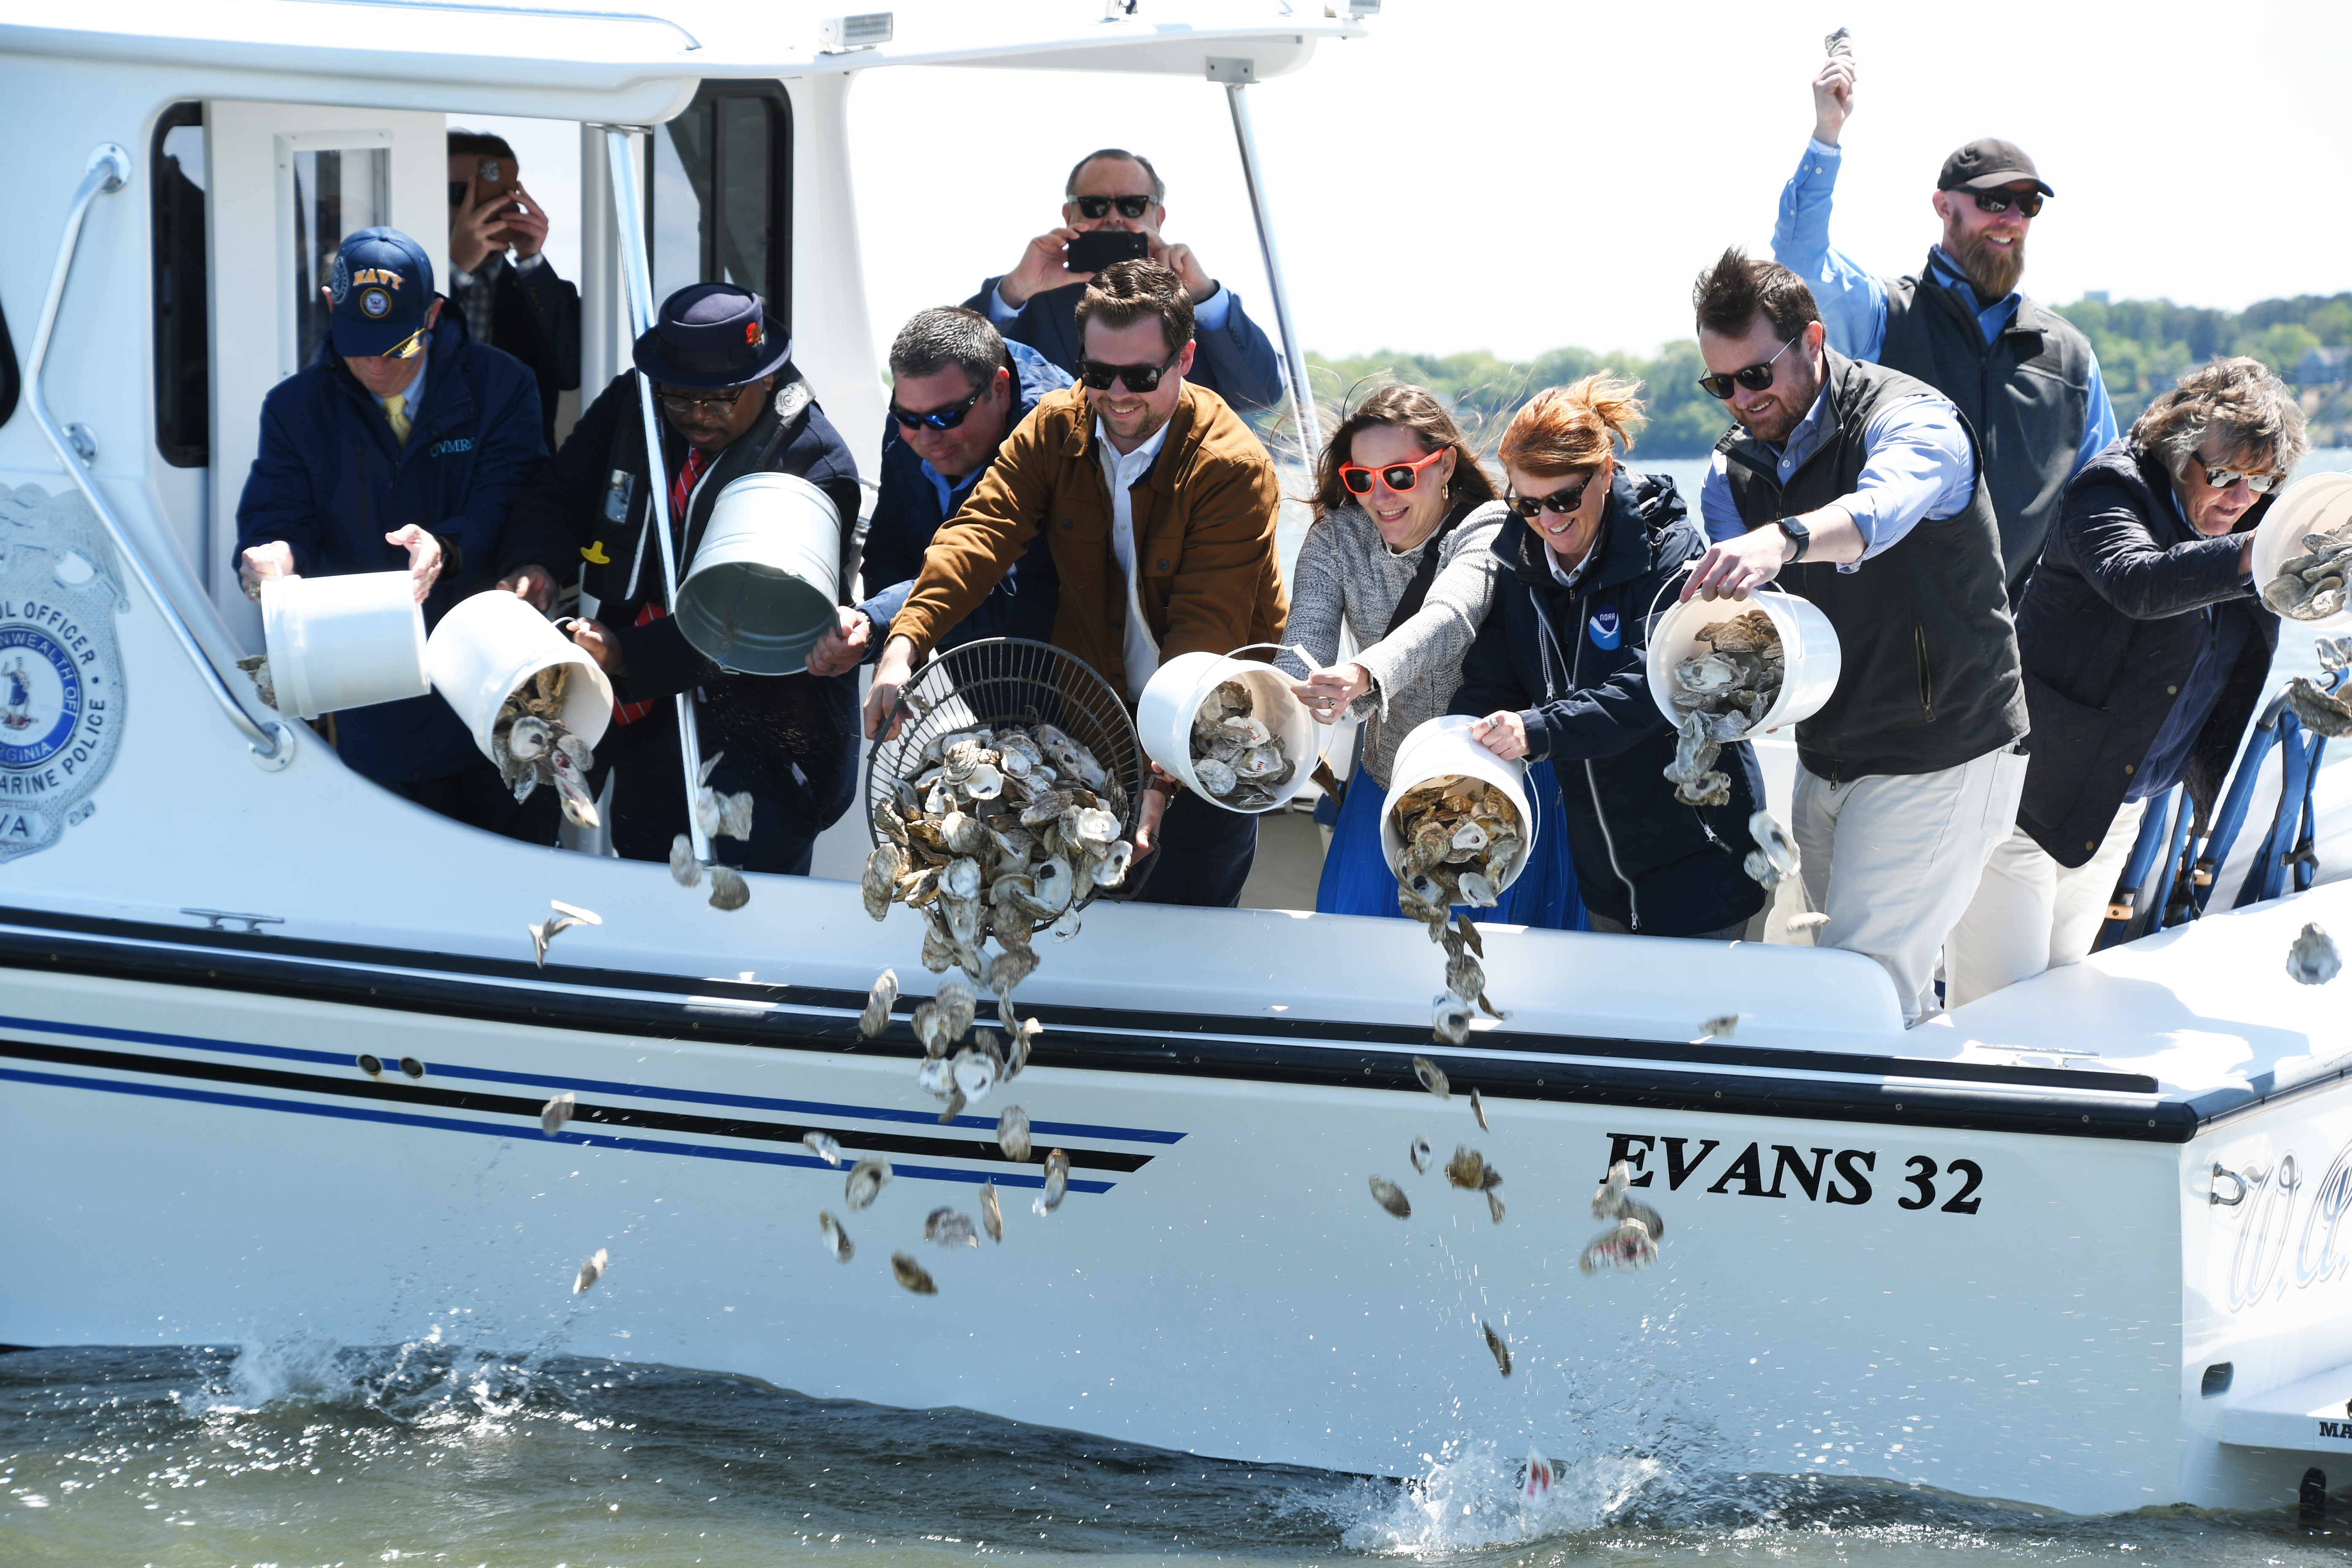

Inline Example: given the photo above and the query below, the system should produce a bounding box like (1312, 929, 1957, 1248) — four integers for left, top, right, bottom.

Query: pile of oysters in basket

(1189, 679, 1295, 810)
(1663, 609, 1783, 807)
(2261, 519, 2352, 621)
(863, 722, 1132, 998)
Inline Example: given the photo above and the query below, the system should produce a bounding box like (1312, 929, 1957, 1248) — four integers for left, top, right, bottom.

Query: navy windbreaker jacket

(1449, 469, 1764, 936)
(234, 307, 547, 785)
(853, 340, 1072, 655)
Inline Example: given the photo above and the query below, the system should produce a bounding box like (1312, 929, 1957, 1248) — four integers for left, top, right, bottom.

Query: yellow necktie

(384, 393, 411, 446)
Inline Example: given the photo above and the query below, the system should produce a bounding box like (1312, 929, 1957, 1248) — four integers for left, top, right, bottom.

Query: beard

(1735, 351, 1824, 448)
(1951, 223, 2026, 300)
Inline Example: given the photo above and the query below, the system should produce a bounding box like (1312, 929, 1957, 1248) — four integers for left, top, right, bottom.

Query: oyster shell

(858, 969, 899, 1038)
(844, 1156, 892, 1211)
(1445, 1145, 1495, 1192)
(1369, 1175, 1412, 1219)
(1035, 1147, 1071, 1215)
(1579, 1216, 1660, 1274)
(862, 841, 903, 921)
(891, 1251, 939, 1294)
(707, 865, 750, 911)
(1481, 1320, 1512, 1377)
(997, 1104, 1033, 1162)
(1412, 1055, 1450, 1099)
(818, 1209, 853, 1263)
(540, 1092, 575, 1136)
(924, 1206, 980, 1249)
(981, 1181, 1005, 1242)
(802, 1131, 843, 1166)
(1409, 1134, 1432, 1173)
(574, 1247, 609, 1295)
(1470, 1086, 1489, 1131)
(952, 1040, 1003, 1102)
(2289, 921, 2342, 985)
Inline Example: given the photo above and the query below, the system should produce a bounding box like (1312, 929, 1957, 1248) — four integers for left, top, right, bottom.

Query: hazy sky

(846, 0, 2351, 365)
(477, 0, 2349, 368)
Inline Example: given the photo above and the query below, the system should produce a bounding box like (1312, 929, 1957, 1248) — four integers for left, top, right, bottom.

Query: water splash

(1329, 1437, 1665, 1554)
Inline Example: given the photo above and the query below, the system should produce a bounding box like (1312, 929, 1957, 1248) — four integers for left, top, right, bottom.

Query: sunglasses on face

(657, 384, 753, 418)
(1508, 472, 1600, 518)
(1971, 188, 2045, 219)
(1698, 338, 1796, 400)
(2196, 459, 2287, 495)
(1339, 446, 1448, 496)
(890, 380, 989, 432)
(1073, 194, 1152, 221)
(1078, 348, 1181, 394)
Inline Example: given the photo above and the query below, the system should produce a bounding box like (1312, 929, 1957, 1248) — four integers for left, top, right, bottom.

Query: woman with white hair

(1944, 356, 2310, 1005)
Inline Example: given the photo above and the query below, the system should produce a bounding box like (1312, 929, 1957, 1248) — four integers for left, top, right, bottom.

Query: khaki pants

(1792, 744, 2028, 1025)
(1943, 797, 2148, 1010)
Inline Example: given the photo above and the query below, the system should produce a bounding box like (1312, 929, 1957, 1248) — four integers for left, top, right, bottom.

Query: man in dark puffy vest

(1685, 248, 2027, 1025)
(1771, 47, 2116, 601)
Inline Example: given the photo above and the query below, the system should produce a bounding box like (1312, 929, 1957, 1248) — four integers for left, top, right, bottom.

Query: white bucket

(424, 590, 614, 763)
(1135, 643, 1322, 814)
(2251, 473, 2352, 631)
(1377, 715, 1538, 892)
(258, 571, 429, 721)
(675, 471, 842, 676)
(1646, 587, 1841, 734)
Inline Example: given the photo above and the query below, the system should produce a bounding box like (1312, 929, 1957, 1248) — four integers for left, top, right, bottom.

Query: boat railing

(27, 141, 298, 771)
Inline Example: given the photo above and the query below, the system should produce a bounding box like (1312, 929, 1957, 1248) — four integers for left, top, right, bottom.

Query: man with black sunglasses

(1771, 47, 2115, 599)
(806, 308, 1073, 678)
(1684, 248, 2027, 1027)
(964, 148, 1285, 416)
(870, 260, 1288, 908)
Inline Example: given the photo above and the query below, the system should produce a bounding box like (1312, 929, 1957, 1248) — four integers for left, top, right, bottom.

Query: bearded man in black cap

(1770, 46, 2116, 600)
(506, 283, 863, 875)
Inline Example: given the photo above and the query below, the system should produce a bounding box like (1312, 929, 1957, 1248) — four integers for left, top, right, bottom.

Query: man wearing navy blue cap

(236, 225, 564, 838)
(504, 282, 863, 877)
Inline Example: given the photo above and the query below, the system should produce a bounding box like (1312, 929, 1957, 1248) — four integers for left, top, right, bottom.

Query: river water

(12, 460, 2352, 1567)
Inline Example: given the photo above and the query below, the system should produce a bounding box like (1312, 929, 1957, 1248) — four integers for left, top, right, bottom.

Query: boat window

(152, 103, 208, 467)
(288, 144, 392, 373)
(650, 82, 792, 332)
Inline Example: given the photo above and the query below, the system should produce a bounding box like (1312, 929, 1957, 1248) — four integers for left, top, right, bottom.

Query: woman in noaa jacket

(1451, 376, 1765, 938)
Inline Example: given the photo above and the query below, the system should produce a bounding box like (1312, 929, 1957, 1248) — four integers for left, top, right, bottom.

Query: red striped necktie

(611, 447, 707, 727)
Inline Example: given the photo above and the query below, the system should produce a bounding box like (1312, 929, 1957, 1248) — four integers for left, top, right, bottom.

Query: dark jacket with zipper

(1881, 252, 2097, 600)
(1449, 469, 1764, 936)
(503, 366, 866, 838)
(1716, 349, 2028, 784)
(2012, 438, 2277, 867)
(452, 253, 582, 454)
(234, 306, 545, 785)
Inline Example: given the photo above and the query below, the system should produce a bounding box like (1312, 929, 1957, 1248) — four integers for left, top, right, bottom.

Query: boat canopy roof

(3, 0, 1361, 120)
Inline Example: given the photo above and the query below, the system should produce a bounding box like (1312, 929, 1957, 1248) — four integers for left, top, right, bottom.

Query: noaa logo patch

(1588, 604, 1622, 651)
(360, 286, 392, 319)
(0, 483, 128, 863)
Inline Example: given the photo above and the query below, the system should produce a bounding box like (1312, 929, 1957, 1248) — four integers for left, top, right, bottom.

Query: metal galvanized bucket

(258, 570, 429, 721)
(675, 472, 842, 676)
(1646, 586, 1841, 735)
(424, 589, 613, 764)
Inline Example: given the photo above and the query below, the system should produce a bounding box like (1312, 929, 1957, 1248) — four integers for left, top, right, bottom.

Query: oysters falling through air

(1393, 787, 1518, 1040)
(1664, 610, 1783, 808)
(493, 665, 603, 829)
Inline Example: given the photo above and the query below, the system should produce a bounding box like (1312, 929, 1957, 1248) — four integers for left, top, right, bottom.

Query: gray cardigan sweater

(1276, 498, 1508, 788)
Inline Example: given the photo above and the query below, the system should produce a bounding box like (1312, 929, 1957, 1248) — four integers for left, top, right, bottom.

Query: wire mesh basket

(864, 640, 1146, 920)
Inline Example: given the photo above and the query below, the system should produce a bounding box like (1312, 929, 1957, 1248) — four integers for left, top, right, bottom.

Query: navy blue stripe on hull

(0, 1065, 1116, 1192)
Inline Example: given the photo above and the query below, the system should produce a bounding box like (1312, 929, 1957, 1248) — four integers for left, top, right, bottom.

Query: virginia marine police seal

(0, 484, 128, 862)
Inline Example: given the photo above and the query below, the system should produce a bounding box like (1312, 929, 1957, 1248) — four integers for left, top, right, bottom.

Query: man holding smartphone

(447, 130, 582, 454)
(967, 150, 1285, 417)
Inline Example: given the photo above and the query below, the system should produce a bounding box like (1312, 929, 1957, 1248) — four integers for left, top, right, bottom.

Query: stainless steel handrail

(1225, 82, 1322, 452)
(601, 124, 711, 864)
(26, 143, 297, 770)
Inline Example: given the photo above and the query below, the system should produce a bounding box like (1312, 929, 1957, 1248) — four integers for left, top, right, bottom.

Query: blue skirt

(1315, 758, 1586, 929)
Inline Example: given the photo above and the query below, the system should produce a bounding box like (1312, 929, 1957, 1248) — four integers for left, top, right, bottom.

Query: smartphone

(1065, 228, 1149, 275)
(471, 155, 520, 214)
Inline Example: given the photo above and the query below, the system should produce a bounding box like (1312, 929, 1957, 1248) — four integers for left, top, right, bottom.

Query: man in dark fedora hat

(506, 281, 864, 876)
(1767, 45, 2116, 601)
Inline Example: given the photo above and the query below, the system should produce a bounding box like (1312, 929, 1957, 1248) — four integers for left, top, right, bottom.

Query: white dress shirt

(1094, 414, 1173, 702)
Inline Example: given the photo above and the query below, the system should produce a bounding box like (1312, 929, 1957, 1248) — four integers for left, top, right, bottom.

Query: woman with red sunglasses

(1277, 384, 1579, 925)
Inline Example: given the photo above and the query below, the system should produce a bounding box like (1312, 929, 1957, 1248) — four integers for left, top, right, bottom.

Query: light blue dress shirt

(1697, 374, 1978, 570)
(1772, 138, 2117, 476)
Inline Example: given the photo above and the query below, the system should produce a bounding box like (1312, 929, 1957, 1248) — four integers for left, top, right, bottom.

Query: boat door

(197, 101, 449, 637)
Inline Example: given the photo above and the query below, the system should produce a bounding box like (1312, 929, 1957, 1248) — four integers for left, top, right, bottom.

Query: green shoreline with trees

(1309, 292, 2352, 459)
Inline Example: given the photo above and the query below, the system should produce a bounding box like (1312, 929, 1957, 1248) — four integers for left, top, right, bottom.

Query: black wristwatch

(1773, 515, 1810, 563)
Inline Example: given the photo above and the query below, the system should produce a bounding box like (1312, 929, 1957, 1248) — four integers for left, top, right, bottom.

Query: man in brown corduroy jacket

(867, 260, 1288, 907)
